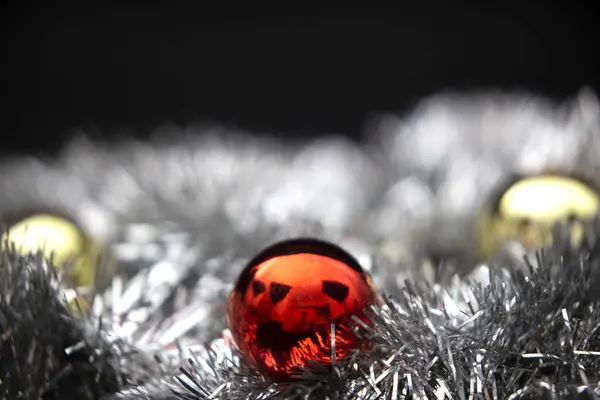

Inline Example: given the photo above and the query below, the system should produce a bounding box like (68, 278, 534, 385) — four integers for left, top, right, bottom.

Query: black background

(2, 3, 598, 154)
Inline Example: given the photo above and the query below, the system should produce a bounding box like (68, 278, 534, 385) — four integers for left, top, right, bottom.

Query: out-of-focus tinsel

(1, 89, 600, 399)
(0, 248, 156, 399)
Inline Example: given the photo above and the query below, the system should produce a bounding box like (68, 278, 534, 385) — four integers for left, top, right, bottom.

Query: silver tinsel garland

(1, 89, 600, 399)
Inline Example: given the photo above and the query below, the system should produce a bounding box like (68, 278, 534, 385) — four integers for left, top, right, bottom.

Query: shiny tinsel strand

(0, 247, 154, 400)
(133, 222, 600, 400)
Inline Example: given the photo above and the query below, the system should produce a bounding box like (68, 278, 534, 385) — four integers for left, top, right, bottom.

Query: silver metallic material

(1, 89, 599, 399)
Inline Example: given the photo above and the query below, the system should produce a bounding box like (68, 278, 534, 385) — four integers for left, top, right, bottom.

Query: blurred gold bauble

(478, 175, 600, 259)
(1, 213, 112, 290)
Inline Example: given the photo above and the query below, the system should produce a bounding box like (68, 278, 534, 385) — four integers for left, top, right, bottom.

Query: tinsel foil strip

(127, 219, 600, 399)
(0, 89, 599, 399)
(0, 249, 158, 399)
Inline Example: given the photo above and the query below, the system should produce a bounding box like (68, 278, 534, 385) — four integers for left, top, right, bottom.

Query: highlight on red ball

(227, 237, 379, 380)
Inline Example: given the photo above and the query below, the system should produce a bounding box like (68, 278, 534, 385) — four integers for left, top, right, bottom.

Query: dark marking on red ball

(322, 280, 350, 303)
(252, 280, 266, 296)
(270, 282, 291, 304)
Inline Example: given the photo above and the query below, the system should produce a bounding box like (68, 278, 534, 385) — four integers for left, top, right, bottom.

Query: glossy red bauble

(228, 238, 378, 380)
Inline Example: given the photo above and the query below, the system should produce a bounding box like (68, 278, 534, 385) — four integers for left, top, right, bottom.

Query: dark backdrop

(2, 3, 598, 154)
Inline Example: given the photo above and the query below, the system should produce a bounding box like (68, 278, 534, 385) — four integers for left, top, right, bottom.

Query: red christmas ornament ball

(228, 238, 378, 380)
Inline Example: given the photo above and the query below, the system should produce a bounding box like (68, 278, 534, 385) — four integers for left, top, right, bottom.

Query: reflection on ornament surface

(478, 175, 600, 259)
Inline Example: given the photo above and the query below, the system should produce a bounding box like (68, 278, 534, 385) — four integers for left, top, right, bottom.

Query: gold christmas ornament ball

(478, 175, 600, 259)
(1, 213, 110, 289)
